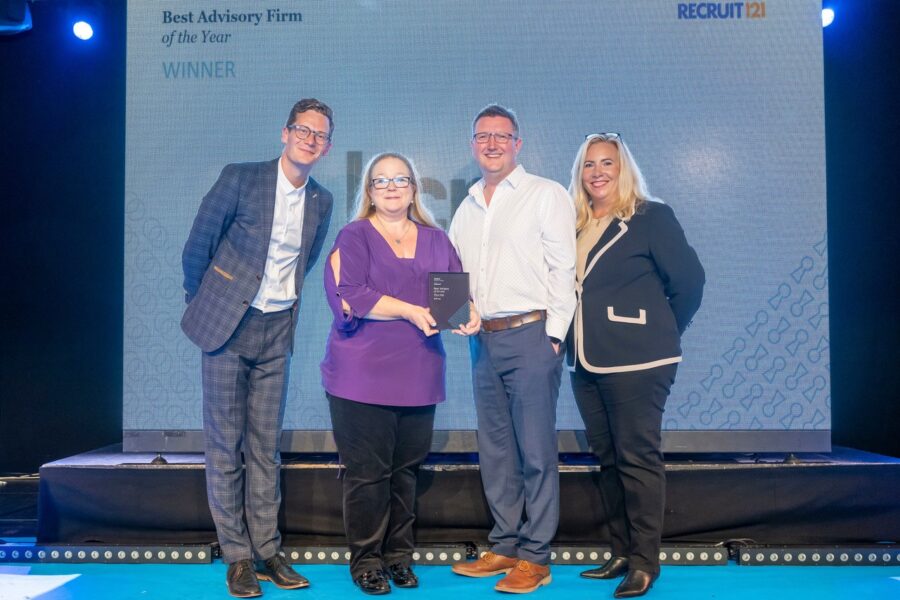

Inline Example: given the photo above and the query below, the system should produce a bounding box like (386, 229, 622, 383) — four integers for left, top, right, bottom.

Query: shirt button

(242, 300, 249, 307)
(256, 275, 262, 281)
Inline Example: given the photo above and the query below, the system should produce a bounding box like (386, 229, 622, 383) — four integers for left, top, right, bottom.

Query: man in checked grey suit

(182, 98, 334, 598)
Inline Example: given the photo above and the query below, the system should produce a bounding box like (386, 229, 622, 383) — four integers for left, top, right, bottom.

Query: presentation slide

(124, 1, 828, 451)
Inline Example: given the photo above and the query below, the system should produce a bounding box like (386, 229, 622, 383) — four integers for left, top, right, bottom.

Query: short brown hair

(472, 104, 519, 136)
(285, 98, 334, 138)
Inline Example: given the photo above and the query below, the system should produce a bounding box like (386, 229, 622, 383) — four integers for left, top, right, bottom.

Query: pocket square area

(213, 265, 234, 280)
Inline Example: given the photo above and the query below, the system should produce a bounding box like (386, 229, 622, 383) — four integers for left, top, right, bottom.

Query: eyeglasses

(370, 176, 413, 189)
(585, 132, 622, 141)
(472, 132, 517, 145)
(287, 124, 331, 144)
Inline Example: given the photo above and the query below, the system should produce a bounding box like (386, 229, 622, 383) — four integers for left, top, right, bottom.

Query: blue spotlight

(73, 20, 93, 40)
(821, 8, 835, 28)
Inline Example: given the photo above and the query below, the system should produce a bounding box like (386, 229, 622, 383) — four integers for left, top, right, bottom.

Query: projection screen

(124, 1, 829, 453)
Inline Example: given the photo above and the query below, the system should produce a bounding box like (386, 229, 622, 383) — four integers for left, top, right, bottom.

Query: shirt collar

(277, 160, 307, 199)
(470, 163, 526, 197)
(504, 164, 527, 188)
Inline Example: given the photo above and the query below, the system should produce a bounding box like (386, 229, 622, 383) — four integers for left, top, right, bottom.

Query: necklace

(374, 215, 413, 245)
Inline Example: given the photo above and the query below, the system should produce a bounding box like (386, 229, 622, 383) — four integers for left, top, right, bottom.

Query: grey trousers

(201, 307, 292, 564)
(469, 320, 564, 565)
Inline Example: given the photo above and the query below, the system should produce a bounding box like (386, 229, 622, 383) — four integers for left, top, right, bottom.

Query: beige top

(576, 214, 613, 282)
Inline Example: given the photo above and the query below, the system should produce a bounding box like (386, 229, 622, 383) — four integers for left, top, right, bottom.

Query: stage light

(738, 545, 900, 566)
(0, 544, 212, 564)
(73, 20, 93, 40)
(0, 0, 32, 35)
(547, 545, 726, 565)
(284, 545, 468, 565)
(822, 8, 835, 28)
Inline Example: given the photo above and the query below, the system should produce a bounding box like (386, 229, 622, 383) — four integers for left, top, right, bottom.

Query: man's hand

(453, 302, 481, 336)
(549, 335, 562, 355)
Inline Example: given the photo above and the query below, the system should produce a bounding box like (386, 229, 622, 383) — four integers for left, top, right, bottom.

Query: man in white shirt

(182, 99, 334, 598)
(449, 104, 576, 594)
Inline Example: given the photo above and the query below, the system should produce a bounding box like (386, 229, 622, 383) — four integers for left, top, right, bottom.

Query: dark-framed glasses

(370, 176, 412, 189)
(287, 124, 331, 144)
(585, 132, 622, 141)
(473, 131, 517, 145)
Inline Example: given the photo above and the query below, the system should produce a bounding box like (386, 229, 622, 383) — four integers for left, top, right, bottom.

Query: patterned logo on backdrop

(123, 191, 201, 430)
(668, 233, 830, 431)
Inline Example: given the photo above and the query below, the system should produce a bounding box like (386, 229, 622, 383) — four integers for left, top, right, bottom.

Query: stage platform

(36, 446, 900, 551)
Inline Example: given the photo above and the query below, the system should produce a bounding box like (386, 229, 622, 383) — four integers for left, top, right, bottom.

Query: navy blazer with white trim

(566, 199, 705, 373)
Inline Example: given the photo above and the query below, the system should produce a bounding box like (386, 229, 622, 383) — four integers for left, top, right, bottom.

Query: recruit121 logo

(677, 2, 767, 19)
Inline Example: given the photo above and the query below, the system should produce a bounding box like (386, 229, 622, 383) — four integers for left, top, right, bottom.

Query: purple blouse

(320, 219, 463, 407)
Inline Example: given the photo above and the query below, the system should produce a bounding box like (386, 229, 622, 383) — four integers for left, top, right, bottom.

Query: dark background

(1, 2, 898, 474)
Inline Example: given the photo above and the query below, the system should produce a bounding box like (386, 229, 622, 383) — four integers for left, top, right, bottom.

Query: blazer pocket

(607, 306, 647, 325)
(213, 265, 235, 281)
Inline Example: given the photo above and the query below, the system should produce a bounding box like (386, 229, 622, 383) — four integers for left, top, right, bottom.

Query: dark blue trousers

(469, 320, 564, 565)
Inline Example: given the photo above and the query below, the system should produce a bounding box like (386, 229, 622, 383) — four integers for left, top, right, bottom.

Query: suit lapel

(291, 177, 324, 294)
(584, 219, 628, 279)
(300, 178, 322, 257)
(258, 159, 279, 254)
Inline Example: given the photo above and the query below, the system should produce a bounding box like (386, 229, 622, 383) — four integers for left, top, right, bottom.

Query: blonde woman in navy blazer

(565, 134, 704, 598)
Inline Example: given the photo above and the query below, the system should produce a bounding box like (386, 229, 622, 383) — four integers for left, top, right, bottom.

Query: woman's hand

(403, 303, 439, 336)
(453, 302, 481, 336)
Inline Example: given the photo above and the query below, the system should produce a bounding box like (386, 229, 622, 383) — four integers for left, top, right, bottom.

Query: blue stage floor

(1, 562, 899, 600)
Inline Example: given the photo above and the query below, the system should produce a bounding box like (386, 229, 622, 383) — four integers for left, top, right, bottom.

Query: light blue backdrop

(124, 1, 828, 435)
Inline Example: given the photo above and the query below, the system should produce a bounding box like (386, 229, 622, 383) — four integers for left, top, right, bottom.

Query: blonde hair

(569, 134, 648, 233)
(353, 152, 438, 228)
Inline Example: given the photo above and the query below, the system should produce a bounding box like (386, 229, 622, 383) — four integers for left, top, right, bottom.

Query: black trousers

(570, 363, 677, 575)
(327, 393, 436, 578)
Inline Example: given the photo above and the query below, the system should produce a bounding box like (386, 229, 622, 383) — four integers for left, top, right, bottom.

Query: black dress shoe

(581, 556, 629, 579)
(226, 559, 262, 598)
(354, 570, 391, 595)
(257, 552, 310, 589)
(387, 563, 418, 588)
(614, 569, 658, 598)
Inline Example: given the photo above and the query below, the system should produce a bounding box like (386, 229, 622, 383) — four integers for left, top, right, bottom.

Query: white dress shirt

(251, 161, 306, 312)
(448, 164, 577, 340)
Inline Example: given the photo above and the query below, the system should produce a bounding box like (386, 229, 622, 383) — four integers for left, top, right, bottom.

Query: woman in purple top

(321, 152, 479, 594)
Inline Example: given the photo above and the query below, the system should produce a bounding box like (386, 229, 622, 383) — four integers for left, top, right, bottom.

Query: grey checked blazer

(181, 158, 333, 353)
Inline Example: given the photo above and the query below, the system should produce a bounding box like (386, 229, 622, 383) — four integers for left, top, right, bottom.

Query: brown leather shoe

(451, 551, 518, 577)
(494, 560, 551, 594)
